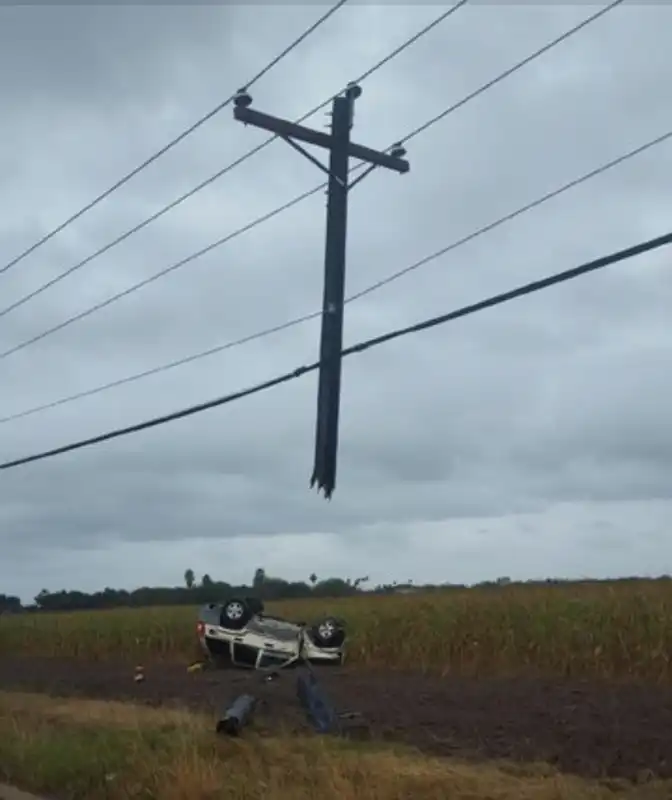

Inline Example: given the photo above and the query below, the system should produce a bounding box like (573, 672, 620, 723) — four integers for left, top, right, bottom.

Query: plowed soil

(1, 656, 671, 782)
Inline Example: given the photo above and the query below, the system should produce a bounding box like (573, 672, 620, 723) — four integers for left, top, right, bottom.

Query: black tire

(220, 598, 253, 631)
(310, 616, 346, 648)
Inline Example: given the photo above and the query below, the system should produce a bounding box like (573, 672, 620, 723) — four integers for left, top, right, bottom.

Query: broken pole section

(313, 90, 351, 500)
(216, 693, 257, 736)
(233, 85, 409, 498)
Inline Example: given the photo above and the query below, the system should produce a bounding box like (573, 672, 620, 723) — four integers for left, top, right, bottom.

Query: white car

(196, 597, 346, 671)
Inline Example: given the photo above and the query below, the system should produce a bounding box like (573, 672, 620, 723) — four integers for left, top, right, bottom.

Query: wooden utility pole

(233, 85, 409, 498)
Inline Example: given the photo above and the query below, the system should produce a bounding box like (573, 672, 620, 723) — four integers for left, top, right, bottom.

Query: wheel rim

(318, 620, 336, 639)
(226, 602, 245, 620)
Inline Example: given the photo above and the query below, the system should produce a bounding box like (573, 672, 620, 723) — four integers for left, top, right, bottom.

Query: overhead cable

(0, 2, 467, 318)
(1, 226, 668, 472)
(0, 0, 619, 361)
(3, 123, 668, 425)
(0, 0, 350, 277)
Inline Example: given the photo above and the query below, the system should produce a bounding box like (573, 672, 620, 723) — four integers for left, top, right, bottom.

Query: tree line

(1, 567, 397, 613)
(2, 571, 669, 615)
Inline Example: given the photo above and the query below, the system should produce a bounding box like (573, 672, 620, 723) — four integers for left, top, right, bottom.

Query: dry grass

(2, 580, 672, 681)
(0, 691, 668, 800)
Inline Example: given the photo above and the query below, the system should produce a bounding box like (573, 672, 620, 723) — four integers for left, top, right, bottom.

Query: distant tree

(0, 593, 21, 613)
(184, 569, 195, 589)
(201, 574, 213, 587)
(253, 568, 266, 590)
(309, 573, 317, 587)
(353, 575, 369, 590)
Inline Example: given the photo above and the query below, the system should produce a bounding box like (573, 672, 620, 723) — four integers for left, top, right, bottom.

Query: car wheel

(221, 598, 253, 630)
(311, 616, 346, 648)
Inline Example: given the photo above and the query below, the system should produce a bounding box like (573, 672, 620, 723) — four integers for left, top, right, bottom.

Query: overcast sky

(1, 3, 671, 604)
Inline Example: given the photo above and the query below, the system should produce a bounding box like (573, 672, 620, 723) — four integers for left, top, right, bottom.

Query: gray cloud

(1, 3, 672, 602)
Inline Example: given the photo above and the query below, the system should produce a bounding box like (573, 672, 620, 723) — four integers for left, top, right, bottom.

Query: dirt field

(0, 786, 49, 800)
(1, 656, 671, 783)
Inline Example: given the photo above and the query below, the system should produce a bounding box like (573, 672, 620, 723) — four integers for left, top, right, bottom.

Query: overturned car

(196, 597, 346, 671)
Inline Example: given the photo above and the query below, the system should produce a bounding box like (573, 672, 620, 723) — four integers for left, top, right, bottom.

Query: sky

(1, 3, 671, 604)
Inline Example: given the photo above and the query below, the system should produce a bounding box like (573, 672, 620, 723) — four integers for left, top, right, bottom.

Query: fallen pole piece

(216, 694, 257, 736)
(296, 671, 341, 734)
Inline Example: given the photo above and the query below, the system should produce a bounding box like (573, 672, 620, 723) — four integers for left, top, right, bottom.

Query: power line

(401, 0, 624, 146)
(0, 0, 349, 278)
(0, 185, 326, 361)
(0, 0, 619, 362)
(347, 127, 672, 303)
(0, 311, 323, 425)
(1, 227, 669, 472)
(0, 3, 467, 321)
(3, 123, 668, 426)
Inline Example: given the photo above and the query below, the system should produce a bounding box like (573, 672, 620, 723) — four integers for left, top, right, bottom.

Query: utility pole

(233, 85, 409, 499)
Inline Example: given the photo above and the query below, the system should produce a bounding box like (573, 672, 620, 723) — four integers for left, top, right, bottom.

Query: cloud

(1, 3, 671, 602)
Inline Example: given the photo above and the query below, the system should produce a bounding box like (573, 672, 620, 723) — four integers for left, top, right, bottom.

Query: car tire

(220, 598, 253, 630)
(310, 616, 346, 648)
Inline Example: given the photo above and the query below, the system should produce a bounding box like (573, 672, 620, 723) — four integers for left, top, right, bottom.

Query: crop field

(3, 579, 672, 793)
(2, 579, 672, 681)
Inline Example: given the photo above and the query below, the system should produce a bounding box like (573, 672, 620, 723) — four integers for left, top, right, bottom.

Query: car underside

(196, 598, 346, 670)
